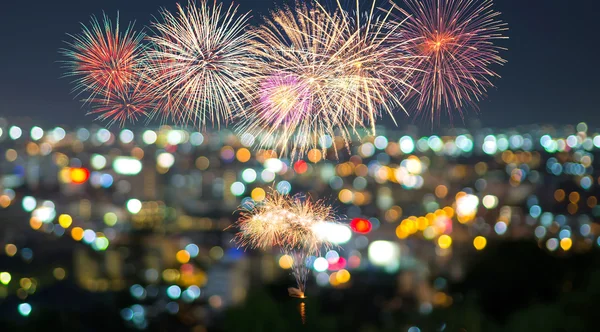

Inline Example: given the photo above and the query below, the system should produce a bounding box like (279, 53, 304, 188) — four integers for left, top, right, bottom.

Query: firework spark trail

(319, 0, 418, 132)
(233, 191, 337, 295)
(237, 1, 416, 159)
(145, 0, 255, 128)
(61, 13, 146, 101)
(393, 0, 508, 122)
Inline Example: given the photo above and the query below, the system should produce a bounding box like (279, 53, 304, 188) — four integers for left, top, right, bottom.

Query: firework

(233, 191, 337, 294)
(61, 13, 146, 100)
(258, 73, 312, 126)
(88, 80, 155, 126)
(394, 0, 508, 121)
(238, 1, 416, 158)
(145, 0, 255, 127)
(324, 0, 417, 131)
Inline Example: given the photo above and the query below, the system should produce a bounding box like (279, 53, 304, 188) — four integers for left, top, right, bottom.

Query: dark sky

(1, 0, 599, 129)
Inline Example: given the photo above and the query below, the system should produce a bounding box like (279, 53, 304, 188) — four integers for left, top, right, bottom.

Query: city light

(350, 218, 372, 234)
(313, 222, 352, 244)
(18, 303, 32, 317)
(368, 241, 400, 267)
(113, 157, 143, 175)
(0, 272, 11, 285)
(69, 168, 90, 184)
(2, 117, 600, 329)
(127, 199, 142, 214)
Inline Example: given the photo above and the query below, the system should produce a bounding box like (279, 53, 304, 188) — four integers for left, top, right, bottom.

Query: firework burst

(88, 80, 155, 126)
(145, 0, 255, 127)
(234, 191, 335, 254)
(394, 0, 508, 121)
(61, 13, 146, 100)
(238, 1, 416, 158)
(233, 190, 337, 294)
(323, 0, 418, 131)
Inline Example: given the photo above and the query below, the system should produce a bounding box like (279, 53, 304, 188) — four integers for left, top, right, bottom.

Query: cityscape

(1, 118, 599, 330)
(2, 0, 600, 330)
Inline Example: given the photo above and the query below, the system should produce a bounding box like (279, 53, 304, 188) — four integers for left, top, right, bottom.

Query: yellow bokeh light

(307, 149, 322, 163)
(70, 168, 89, 184)
(435, 185, 448, 198)
(438, 235, 452, 249)
(58, 214, 73, 228)
(417, 217, 429, 231)
(443, 206, 454, 219)
(26, 142, 40, 156)
(103, 212, 118, 226)
(336, 163, 353, 177)
(554, 189, 565, 202)
(336, 269, 351, 283)
(329, 272, 340, 286)
(400, 218, 417, 234)
(251, 188, 266, 201)
(176, 250, 191, 264)
(473, 236, 487, 250)
(567, 203, 578, 215)
(20, 278, 32, 290)
(0, 272, 11, 285)
(385, 206, 402, 222)
(5, 244, 17, 257)
(568, 192, 580, 203)
(5, 149, 17, 162)
(474, 162, 488, 175)
(53, 268, 66, 280)
(278, 255, 293, 269)
(395, 225, 408, 239)
(560, 238, 572, 251)
(353, 192, 366, 205)
(338, 189, 353, 204)
(195, 156, 210, 170)
(162, 269, 181, 282)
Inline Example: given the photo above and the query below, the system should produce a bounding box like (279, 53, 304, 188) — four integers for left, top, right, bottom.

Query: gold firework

(234, 190, 335, 255)
(146, 0, 255, 127)
(237, 1, 416, 159)
(233, 190, 338, 295)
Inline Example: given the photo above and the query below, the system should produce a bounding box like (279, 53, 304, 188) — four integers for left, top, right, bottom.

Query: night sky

(1, 0, 599, 129)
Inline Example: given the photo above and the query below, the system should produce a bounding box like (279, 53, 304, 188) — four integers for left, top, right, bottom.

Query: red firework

(396, 0, 508, 121)
(88, 80, 155, 126)
(61, 13, 146, 99)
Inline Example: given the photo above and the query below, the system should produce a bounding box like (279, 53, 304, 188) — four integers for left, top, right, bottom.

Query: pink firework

(257, 73, 312, 127)
(88, 80, 154, 126)
(61, 13, 146, 99)
(396, 0, 508, 121)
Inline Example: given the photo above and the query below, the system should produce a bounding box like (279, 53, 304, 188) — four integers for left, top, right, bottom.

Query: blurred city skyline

(1, 118, 600, 330)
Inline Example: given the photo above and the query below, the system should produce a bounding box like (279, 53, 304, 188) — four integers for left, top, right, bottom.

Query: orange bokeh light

(69, 168, 90, 184)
